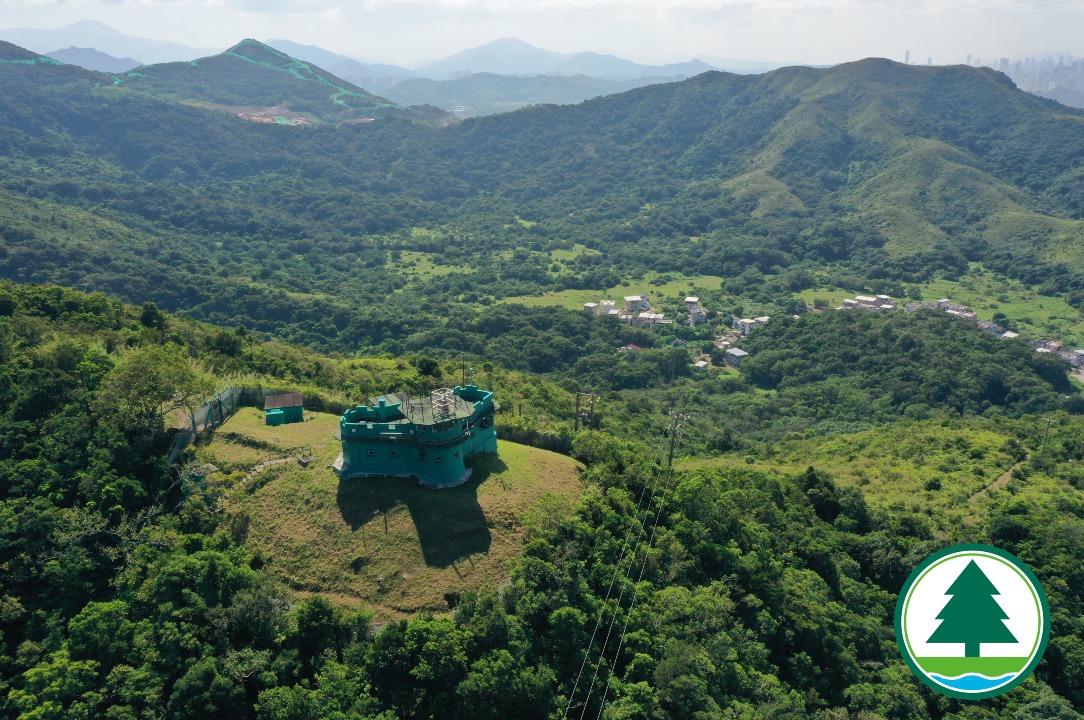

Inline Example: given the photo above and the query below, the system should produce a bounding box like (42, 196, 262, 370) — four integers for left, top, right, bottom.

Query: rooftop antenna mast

(432, 386, 456, 424)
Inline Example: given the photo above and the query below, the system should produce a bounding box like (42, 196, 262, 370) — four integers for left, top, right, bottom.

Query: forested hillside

(1, 284, 1083, 718)
(1, 43, 1084, 351)
(112, 39, 453, 126)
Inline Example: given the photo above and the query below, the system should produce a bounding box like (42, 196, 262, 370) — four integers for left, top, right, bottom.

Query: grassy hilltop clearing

(196, 408, 583, 620)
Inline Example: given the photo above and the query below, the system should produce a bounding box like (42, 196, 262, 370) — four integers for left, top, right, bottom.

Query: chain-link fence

(169, 386, 265, 464)
(191, 386, 264, 432)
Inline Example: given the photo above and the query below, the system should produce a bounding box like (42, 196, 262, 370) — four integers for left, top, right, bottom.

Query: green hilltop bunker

(333, 385, 498, 488)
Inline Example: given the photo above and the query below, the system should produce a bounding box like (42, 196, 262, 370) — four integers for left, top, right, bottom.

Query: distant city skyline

(0, 0, 1081, 69)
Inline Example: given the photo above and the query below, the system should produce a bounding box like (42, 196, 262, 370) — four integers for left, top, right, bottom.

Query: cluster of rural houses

(709, 315, 772, 368)
(712, 291, 1084, 372)
(903, 298, 1084, 366)
(840, 294, 898, 311)
(585, 295, 709, 328)
(837, 295, 1084, 368)
(606, 288, 1084, 375)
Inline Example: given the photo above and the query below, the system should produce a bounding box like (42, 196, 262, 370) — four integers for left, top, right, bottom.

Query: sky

(1, 0, 1081, 68)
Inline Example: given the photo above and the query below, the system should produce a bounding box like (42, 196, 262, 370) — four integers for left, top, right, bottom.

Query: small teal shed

(265, 392, 304, 426)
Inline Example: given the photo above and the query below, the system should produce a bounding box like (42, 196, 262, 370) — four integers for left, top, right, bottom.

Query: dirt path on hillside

(970, 460, 1025, 502)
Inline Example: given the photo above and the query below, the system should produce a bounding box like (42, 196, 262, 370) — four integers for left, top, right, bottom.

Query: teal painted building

(335, 385, 498, 488)
(265, 392, 305, 426)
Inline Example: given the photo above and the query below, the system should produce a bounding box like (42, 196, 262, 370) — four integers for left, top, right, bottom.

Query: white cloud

(0, 0, 1080, 65)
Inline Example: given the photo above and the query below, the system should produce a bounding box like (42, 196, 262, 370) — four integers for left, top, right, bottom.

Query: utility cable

(586, 412, 689, 719)
(561, 419, 673, 719)
(564, 413, 685, 718)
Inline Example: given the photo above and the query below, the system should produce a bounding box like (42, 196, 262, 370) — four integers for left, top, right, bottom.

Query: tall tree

(95, 344, 212, 436)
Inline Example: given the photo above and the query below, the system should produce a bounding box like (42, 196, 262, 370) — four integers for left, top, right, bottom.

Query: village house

(714, 331, 741, 349)
(725, 347, 749, 367)
(733, 316, 769, 335)
(584, 294, 671, 325)
(843, 294, 896, 311)
(685, 297, 709, 327)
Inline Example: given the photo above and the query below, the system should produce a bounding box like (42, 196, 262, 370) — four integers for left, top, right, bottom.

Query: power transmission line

(562, 415, 675, 719)
(564, 411, 689, 719)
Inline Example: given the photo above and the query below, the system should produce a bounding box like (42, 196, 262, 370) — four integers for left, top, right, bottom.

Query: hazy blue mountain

(550, 53, 715, 80)
(414, 37, 565, 78)
(382, 71, 687, 117)
(263, 39, 357, 71)
(0, 20, 215, 64)
(412, 36, 716, 80)
(45, 46, 140, 73)
(265, 38, 415, 91)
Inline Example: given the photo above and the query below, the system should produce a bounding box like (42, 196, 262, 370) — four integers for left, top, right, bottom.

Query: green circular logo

(895, 544, 1050, 700)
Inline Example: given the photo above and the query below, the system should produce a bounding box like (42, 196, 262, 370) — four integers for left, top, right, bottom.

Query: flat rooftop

(361, 390, 480, 426)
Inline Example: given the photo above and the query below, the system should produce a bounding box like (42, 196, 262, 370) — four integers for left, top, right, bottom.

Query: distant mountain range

(412, 37, 718, 81)
(264, 39, 414, 92)
(0, 23, 740, 116)
(44, 46, 140, 73)
(0, 21, 725, 83)
(0, 20, 216, 64)
(259, 37, 728, 116)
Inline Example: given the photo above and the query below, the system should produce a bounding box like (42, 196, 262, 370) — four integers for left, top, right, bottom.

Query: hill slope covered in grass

(1, 49, 1084, 351)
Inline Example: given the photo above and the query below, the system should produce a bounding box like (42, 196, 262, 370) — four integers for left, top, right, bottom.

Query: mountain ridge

(413, 36, 720, 80)
(45, 45, 141, 73)
(110, 38, 453, 126)
(0, 53, 1083, 348)
(264, 39, 415, 92)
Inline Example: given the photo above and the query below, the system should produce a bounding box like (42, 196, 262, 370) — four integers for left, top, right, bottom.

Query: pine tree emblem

(895, 545, 1050, 700)
(926, 559, 1017, 657)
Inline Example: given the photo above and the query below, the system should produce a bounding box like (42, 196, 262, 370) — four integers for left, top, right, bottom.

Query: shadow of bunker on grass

(336, 454, 508, 568)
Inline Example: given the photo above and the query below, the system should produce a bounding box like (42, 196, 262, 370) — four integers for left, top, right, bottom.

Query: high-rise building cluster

(991, 54, 1083, 94)
(903, 50, 1083, 96)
